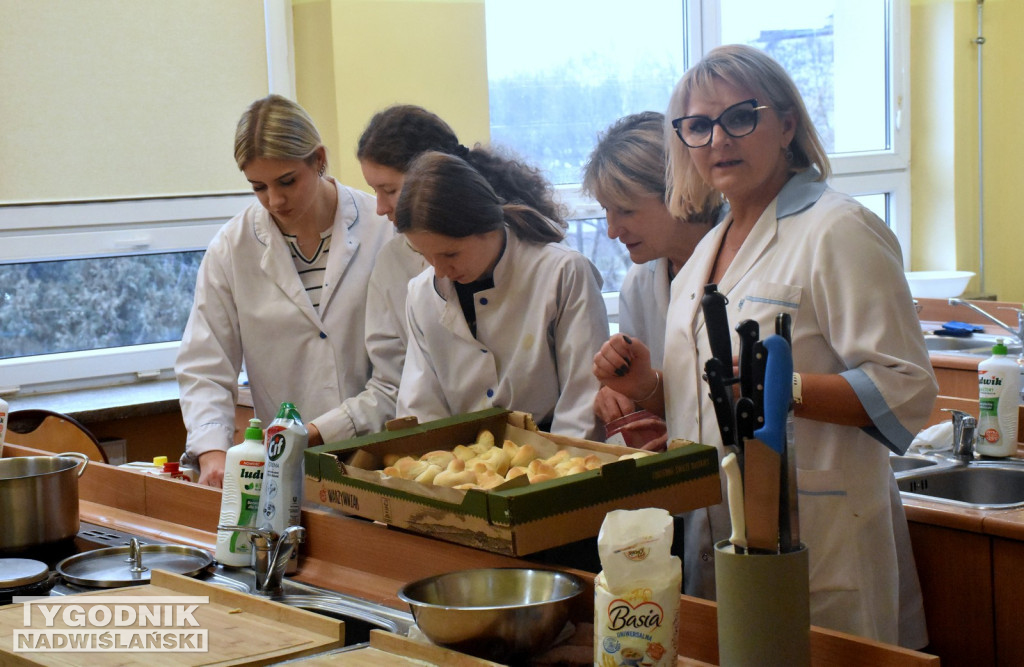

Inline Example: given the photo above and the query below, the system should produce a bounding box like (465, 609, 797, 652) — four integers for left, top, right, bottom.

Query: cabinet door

(909, 522, 994, 665)
(994, 538, 1024, 665)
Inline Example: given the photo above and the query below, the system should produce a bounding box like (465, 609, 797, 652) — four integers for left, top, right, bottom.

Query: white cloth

(398, 229, 608, 440)
(362, 235, 430, 427)
(618, 258, 671, 367)
(176, 181, 395, 456)
(663, 169, 936, 647)
(909, 421, 954, 453)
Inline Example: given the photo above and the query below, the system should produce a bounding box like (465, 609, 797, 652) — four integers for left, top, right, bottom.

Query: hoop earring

(318, 163, 326, 177)
(784, 147, 794, 163)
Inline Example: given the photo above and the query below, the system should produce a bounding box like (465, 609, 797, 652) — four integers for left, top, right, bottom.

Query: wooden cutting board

(293, 630, 503, 666)
(0, 569, 344, 666)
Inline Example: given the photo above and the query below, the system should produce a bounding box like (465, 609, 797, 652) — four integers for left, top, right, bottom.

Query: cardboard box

(304, 408, 721, 556)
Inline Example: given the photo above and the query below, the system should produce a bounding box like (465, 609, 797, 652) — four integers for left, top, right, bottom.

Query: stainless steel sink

(205, 564, 415, 645)
(924, 333, 1021, 356)
(896, 460, 1024, 510)
(889, 454, 948, 473)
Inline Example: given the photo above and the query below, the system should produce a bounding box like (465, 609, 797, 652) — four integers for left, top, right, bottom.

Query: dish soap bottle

(216, 418, 266, 566)
(257, 402, 308, 573)
(977, 338, 1020, 457)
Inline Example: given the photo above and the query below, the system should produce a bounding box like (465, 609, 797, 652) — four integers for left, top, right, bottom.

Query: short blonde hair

(233, 94, 323, 170)
(583, 111, 667, 211)
(665, 44, 830, 219)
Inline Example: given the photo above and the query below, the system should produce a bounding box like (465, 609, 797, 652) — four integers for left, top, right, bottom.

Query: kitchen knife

(736, 319, 760, 401)
(754, 334, 798, 553)
(721, 452, 747, 553)
(738, 396, 780, 553)
(776, 312, 793, 345)
(773, 312, 800, 552)
(702, 284, 734, 382)
(750, 340, 766, 425)
(754, 335, 792, 456)
(704, 357, 738, 450)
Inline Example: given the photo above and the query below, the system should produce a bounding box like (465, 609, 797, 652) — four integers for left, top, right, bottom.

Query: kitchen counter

(1, 441, 938, 665)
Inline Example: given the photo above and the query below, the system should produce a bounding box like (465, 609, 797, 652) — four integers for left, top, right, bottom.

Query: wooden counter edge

(4, 443, 940, 665)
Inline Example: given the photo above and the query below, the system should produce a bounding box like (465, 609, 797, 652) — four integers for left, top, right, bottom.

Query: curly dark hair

(356, 104, 459, 171)
(357, 104, 566, 226)
(464, 147, 567, 227)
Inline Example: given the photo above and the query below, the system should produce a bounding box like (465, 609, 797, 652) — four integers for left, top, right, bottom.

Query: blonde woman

(584, 111, 718, 449)
(594, 45, 934, 647)
(176, 95, 393, 486)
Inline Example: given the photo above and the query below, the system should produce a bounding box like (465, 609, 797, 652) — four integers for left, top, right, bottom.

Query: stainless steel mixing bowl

(397, 567, 585, 663)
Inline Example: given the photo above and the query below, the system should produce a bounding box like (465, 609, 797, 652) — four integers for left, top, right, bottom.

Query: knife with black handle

(776, 312, 793, 345)
(703, 357, 738, 450)
(702, 284, 734, 382)
(736, 319, 760, 402)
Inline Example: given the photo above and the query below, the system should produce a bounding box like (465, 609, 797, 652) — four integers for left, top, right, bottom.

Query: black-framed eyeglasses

(671, 98, 770, 148)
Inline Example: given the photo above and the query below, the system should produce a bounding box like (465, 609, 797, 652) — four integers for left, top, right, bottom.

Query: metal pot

(0, 453, 88, 552)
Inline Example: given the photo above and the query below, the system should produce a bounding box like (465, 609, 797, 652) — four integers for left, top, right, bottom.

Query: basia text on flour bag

(594, 508, 681, 667)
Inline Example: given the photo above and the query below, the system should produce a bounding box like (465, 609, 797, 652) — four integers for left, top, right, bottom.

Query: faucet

(948, 298, 1024, 345)
(943, 408, 977, 464)
(217, 524, 306, 595)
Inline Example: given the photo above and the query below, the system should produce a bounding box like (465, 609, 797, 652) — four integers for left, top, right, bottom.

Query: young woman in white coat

(355, 105, 568, 430)
(593, 45, 935, 648)
(583, 111, 718, 450)
(176, 95, 394, 487)
(396, 151, 607, 439)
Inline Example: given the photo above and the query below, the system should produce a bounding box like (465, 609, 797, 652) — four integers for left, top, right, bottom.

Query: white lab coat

(362, 235, 430, 425)
(398, 229, 608, 439)
(663, 168, 935, 647)
(176, 180, 394, 457)
(619, 258, 671, 367)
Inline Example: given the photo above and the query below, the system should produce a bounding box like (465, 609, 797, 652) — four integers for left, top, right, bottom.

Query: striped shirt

(284, 231, 332, 312)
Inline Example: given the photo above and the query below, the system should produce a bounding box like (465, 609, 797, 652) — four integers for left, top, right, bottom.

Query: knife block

(714, 540, 810, 667)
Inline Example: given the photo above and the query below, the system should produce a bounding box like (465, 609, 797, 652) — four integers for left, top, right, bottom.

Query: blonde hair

(233, 94, 324, 171)
(584, 111, 719, 226)
(665, 44, 830, 219)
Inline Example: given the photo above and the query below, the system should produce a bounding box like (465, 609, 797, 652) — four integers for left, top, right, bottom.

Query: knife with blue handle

(754, 334, 798, 553)
(774, 312, 800, 552)
(754, 335, 793, 455)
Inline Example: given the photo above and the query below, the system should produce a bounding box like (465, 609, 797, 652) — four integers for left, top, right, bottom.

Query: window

(0, 0, 293, 397)
(485, 0, 911, 297)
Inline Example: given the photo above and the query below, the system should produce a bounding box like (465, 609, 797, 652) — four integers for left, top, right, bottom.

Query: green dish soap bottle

(977, 338, 1020, 457)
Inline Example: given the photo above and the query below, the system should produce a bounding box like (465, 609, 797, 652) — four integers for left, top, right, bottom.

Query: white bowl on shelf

(905, 271, 975, 299)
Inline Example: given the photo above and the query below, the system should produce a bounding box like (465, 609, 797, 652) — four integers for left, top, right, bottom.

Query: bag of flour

(594, 508, 681, 667)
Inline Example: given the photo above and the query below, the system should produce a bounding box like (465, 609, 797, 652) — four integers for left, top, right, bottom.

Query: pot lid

(0, 558, 48, 589)
(56, 539, 213, 588)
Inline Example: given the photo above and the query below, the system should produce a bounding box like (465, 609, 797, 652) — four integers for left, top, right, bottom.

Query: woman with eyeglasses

(396, 151, 607, 439)
(583, 111, 720, 450)
(593, 45, 934, 648)
(355, 105, 567, 431)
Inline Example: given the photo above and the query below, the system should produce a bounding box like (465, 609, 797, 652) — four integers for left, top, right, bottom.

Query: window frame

(0, 0, 294, 398)
(557, 0, 911, 263)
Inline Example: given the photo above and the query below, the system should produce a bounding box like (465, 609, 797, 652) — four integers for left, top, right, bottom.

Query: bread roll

(509, 443, 537, 468)
(414, 463, 443, 485)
